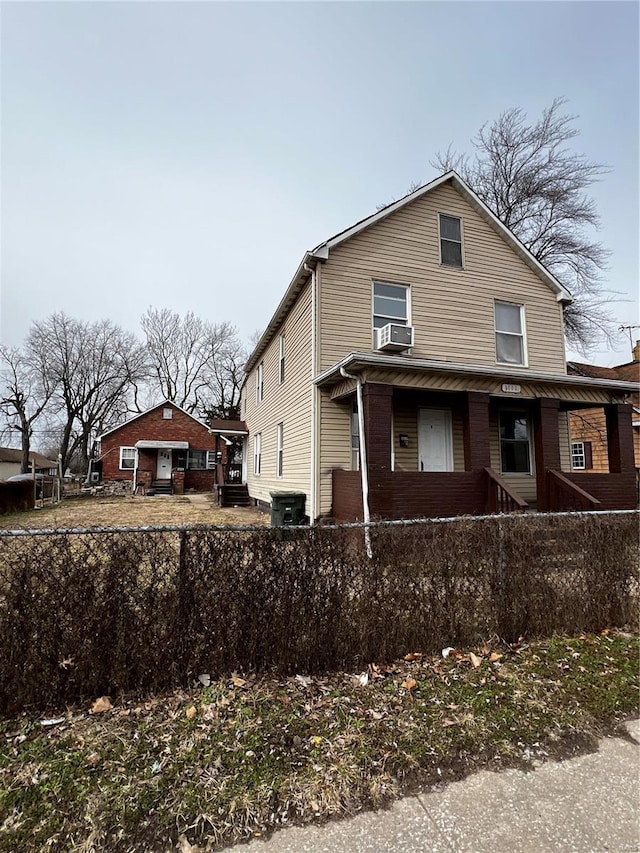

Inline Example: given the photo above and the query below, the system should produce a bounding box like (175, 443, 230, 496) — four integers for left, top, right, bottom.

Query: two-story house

(240, 172, 638, 523)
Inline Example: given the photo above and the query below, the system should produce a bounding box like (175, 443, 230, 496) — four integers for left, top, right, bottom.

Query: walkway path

(230, 719, 640, 852)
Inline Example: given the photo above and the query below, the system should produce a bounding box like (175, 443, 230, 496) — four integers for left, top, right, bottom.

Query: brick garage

(99, 401, 224, 492)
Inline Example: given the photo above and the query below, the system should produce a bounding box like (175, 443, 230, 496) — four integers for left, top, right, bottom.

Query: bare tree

(0, 345, 56, 473)
(142, 308, 244, 416)
(27, 313, 148, 472)
(203, 334, 247, 421)
(432, 98, 612, 352)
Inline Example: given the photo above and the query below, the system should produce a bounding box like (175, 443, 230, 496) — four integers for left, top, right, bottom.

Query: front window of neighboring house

(439, 214, 463, 267)
(499, 412, 531, 474)
(187, 450, 216, 470)
(495, 301, 526, 366)
(571, 441, 593, 470)
(253, 433, 262, 475)
(276, 423, 284, 477)
(351, 399, 360, 470)
(120, 447, 136, 470)
(256, 362, 264, 404)
(373, 282, 408, 331)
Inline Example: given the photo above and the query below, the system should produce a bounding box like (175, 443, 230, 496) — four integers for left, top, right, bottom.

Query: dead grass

(0, 631, 637, 853)
(0, 494, 269, 530)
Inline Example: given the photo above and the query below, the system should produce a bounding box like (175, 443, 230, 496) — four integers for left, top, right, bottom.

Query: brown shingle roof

(568, 359, 640, 383)
(207, 420, 248, 434)
(0, 448, 57, 468)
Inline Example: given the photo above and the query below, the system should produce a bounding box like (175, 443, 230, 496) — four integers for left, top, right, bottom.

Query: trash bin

(270, 492, 306, 526)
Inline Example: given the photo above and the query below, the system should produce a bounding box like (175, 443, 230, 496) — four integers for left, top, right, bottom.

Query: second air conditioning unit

(375, 323, 414, 352)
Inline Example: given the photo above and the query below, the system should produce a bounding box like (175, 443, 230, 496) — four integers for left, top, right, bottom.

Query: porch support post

(605, 403, 635, 473)
(534, 398, 561, 512)
(463, 392, 491, 470)
(361, 383, 393, 517)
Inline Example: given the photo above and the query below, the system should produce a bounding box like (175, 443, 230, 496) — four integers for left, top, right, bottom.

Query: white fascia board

(98, 400, 212, 439)
(243, 249, 326, 378)
(313, 352, 640, 394)
(313, 172, 572, 304)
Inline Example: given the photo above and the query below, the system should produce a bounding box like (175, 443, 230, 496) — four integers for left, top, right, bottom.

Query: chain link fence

(0, 511, 637, 714)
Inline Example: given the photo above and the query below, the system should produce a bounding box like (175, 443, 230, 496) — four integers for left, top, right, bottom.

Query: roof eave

(314, 352, 639, 394)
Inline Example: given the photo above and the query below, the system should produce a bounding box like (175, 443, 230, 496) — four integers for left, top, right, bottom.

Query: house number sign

(501, 383, 521, 393)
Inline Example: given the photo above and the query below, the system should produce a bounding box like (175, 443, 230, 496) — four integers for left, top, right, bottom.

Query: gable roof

(98, 400, 212, 440)
(568, 359, 640, 384)
(0, 448, 57, 468)
(244, 171, 572, 375)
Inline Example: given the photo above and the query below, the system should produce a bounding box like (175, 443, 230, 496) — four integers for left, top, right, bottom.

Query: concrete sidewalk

(234, 719, 640, 853)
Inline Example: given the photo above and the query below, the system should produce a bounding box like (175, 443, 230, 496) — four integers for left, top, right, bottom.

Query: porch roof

(134, 440, 189, 450)
(314, 352, 640, 401)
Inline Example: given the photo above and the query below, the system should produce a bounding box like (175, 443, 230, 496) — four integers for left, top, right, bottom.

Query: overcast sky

(1, 1, 638, 365)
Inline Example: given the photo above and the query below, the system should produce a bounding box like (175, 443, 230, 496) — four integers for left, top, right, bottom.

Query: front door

(156, 449, 172, 479)
(418, 408, 453, 472)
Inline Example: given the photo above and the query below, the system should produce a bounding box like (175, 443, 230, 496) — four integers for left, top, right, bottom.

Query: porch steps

(220, 484, 251, 507)
(150, 479, 173, 496)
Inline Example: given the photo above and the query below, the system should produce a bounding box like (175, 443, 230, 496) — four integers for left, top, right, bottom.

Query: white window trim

(119, 447, 136, 470)
(438, 212, 465, 269)
(571, 441, 586, 470)
(371, 281, 411, 345)
(206, 450, 217, 470)
(499, 410, 533, 476)
(494, 300, 528, 368)
(279, 335, 286, 384)
(276, 422, 284, 477)
(253, 433, 262, 476)
(256, 362, 264, 404)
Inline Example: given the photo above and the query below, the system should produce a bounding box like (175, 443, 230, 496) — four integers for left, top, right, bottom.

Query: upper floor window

(120, 447, 136, 470)
(279, 335, 286, 384)
(373, 282, 408, 331)
(439, 214, 463, 268)
(256, 362, 263, 404)
(495, 301, 526, 366)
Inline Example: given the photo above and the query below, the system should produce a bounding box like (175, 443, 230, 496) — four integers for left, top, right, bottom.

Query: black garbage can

(270, 492, 306, 526)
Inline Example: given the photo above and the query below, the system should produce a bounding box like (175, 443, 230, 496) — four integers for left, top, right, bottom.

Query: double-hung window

(571, 442, 586, 470)
(256, 362, 263, 404)
(279, 335, 286, 384)
(499, 412, 531, 474)
(351, 398, 360, 470)
(120, 447, 136, 470)
(276, 423, 284, 477)
(373, 282, 408, 331)
(495, 301, 526, 366)
(253, 433, 262, 475)
(439, 214, 463, 267)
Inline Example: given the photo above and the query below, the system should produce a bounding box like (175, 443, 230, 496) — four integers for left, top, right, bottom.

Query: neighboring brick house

(98, 401, 247, 494)
(239, 171, 639, 522)
(568, 341, 640, 478)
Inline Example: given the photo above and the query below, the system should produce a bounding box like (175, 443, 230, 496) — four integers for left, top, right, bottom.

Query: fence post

(497, 517, 508, 637)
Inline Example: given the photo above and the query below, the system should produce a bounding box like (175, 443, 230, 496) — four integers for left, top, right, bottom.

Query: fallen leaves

(469, 653, 482, 669)
(89, 696, 112, 715)
(185, 706, 197, 721)
(401, 678, 417, 691)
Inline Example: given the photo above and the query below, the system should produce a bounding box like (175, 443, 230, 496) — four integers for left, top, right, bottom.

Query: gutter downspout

(340, 366, 372, 558)
(306, 262, 318, 523)
(133, 448, 139, 494)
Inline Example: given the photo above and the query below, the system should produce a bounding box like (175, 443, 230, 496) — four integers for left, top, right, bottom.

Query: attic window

(163, 408, 173, 420)
(439, 214, 463, 268)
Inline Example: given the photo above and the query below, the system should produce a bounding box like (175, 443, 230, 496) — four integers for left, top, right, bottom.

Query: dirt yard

(0, 493, 269, 530)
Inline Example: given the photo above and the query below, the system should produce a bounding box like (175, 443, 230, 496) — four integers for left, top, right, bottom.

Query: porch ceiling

(134, 440, 189, 450)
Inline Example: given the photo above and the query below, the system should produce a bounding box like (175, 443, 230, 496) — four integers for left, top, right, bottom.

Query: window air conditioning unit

(375, 323, 414, 352)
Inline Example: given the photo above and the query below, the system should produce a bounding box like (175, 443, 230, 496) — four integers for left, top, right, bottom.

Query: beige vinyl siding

(319, 182, 566, 375)
(558, 410, 572, 472)
(318, 393, 351, 516)
(489, 409, 537, 504)
(243, 281, 313, 512)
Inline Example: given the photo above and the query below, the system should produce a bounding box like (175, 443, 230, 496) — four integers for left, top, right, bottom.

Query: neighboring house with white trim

(239, 171, 639, 522)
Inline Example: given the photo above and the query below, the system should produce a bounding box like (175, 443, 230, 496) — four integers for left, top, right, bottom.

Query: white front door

(156, 449, 172, 479)
(418, 409, 453, 472)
